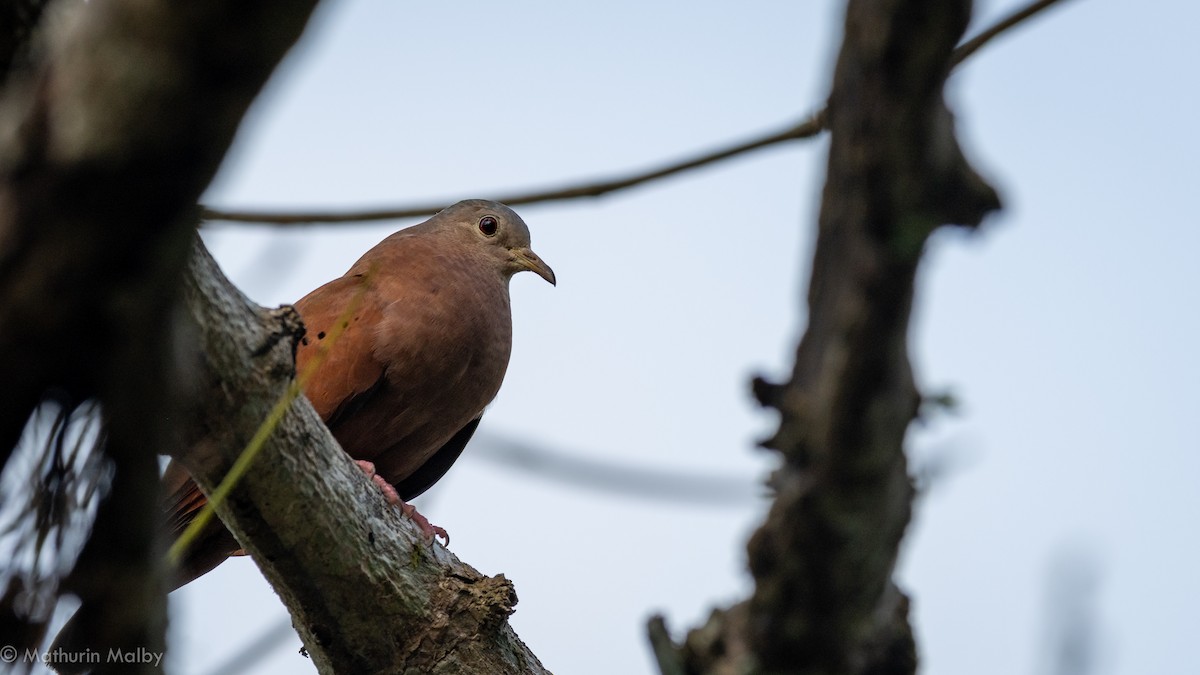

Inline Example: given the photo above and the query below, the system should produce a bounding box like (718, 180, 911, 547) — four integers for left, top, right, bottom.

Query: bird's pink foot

(355, 460, 400, 505)
(398, 501, 450, 546)
(355, 460, 449, 546)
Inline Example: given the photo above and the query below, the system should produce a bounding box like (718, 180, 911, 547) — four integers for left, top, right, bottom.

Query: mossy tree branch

(175, 240, 549, 674)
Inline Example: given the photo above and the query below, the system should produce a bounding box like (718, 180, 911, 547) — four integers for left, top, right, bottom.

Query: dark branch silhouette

(649, 0, 1002, 671)
(0, 0, 326, 669)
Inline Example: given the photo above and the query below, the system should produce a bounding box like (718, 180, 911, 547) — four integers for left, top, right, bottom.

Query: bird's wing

(158, 274, 388, 588)
(161, 460, 244, 589)
(294, 273, 388, 428)
(393, 416, 482, 501)
(162, 458, 206, 538)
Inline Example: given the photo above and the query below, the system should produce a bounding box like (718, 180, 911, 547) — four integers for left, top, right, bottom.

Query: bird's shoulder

(293, 274, 387, 421)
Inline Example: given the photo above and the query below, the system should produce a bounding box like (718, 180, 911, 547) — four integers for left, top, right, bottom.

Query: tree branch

(199, 0, 1065, 227)
(653, 0, 1001, 672)
(175, 239, 548, 673)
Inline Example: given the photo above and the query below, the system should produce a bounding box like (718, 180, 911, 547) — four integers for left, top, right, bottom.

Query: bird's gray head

(428, 199, 556, 286)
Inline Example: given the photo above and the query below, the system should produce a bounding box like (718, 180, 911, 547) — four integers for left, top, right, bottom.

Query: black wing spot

(317, 331, 326, 340)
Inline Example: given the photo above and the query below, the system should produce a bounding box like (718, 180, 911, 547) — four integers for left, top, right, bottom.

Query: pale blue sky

(156, 2, 1200, 674)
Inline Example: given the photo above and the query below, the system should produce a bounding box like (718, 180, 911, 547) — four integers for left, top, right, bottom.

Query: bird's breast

(358, 274, 513, 479)
(380, 274, 512, 393)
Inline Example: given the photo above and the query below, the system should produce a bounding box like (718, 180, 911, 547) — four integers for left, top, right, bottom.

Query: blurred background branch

(471, 432, 760, 506)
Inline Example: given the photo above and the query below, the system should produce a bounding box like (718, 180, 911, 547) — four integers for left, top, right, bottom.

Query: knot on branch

(440, 572, 518, 634)
(251, 303, 304, 360)
(470, 574, 519, 631)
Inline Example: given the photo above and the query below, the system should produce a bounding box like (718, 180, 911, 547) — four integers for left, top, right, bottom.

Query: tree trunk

(652, 1, 1001, 673)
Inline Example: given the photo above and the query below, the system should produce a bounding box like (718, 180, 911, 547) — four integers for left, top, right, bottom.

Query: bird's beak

(513, 247, 556, 286)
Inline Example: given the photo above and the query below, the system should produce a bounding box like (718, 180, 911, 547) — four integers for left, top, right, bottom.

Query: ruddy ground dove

(164, 198, 554, 587)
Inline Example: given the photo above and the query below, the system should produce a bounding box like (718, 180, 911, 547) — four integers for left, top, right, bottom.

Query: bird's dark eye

(478, 216, 499, 236)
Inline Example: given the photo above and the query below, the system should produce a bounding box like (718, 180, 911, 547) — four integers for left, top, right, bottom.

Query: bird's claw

(355, 459, 449, 546)
(355, 460, 399, 504)
(399, 501, 450, 546)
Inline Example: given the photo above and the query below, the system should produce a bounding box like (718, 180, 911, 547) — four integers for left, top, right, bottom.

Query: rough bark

(175, 240, 549, 674)
(653, 0, 1001, 673)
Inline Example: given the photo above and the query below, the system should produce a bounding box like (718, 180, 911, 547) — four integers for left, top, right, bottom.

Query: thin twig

(200, 112, 825, 225)
(471, 432, 759, 506)
(953, 0, 1073, 66)
(200, 0, 1070, 226)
